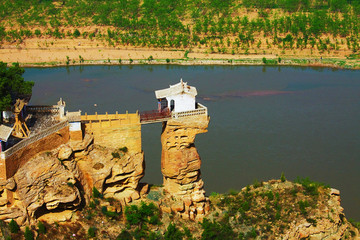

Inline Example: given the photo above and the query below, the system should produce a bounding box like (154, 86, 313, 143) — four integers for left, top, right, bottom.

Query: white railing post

(170, 103, 208, 119)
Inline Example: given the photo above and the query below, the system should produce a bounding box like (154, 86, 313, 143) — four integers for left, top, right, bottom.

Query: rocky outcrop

(284, 188, 359, 239)
(160, 115, 210, 221)
(76, 145, 145, 204)
(14, 152, 81, 222)
(0, 133, 145, 225)
(0, 178, 27, 225)
(210, 180, 360, 239)
(0, 150, 81, 225)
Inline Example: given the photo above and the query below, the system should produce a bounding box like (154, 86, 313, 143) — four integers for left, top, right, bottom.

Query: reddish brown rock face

(160, 116, 210, 221)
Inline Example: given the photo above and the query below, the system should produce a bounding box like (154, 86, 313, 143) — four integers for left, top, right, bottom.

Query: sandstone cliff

(0, 133, 145, 225)
(160, 115, 210, 221)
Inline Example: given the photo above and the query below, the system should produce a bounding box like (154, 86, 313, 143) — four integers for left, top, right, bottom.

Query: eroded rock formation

(0, 133, 145, 225)
(160, 115, 210, 221)
(285, 188, 356, 239)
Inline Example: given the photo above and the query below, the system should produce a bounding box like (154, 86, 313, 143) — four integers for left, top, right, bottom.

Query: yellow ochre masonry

(81, 112, 141, 154)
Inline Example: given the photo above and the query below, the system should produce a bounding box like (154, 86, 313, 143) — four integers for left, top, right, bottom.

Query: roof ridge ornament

(155, 79, 197, 99)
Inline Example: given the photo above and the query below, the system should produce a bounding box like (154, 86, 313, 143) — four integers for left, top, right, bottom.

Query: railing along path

(26, 105, 60, 113)
(140, 108, 171, 123)
(1, 121, 68, 159)
(140, 104, 208, 124)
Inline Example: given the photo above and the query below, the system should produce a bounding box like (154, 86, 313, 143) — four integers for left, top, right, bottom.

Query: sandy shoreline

(0, 38, 359, 69)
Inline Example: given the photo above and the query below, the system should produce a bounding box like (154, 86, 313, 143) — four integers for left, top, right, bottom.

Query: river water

(24, 65, 360, 220)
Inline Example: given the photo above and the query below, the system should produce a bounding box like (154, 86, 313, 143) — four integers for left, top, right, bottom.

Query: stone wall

(0, 126, 69, 180)
(82, 113, 141, 153)
(70, 130, 83, 141)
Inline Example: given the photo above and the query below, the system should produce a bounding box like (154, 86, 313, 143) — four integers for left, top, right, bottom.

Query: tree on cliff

(0, 62, 34, 112)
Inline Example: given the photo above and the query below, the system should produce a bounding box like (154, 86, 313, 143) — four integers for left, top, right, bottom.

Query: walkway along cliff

(0, 79, 210, 224)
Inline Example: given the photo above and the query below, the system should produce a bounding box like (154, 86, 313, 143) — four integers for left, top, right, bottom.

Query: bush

(9, 219, 19, 233)
(228, 189, 238, 196)
(306, 218, 317, 226)
(244, 227, 257, 238)
(37, 221, 46, 234)
(253, 179, 262, 188)
(34, 29, 41, 37)
(164, 223, 184, 240)
(200, 218, 236, 240)
(112, 152, 120, 158)
(262, 57, 267, 64)
(89, 200, 97, 209)
(298, 200, 309, 216)
(166, 58, 170, 63)
(88, 226, 97, 238)
(73, 29, 80, 38)
(119, 147, 128, 153)
(210, 192, 218, 197)
(295, 177, 329, 196)
(24, 227, 34, 240)
(101, 206, 119, 219)
(281, 172, 286, 182)
(116, 230, 132, 240)
(92, 187, 103, 198)
(148, 231, 163, 239)
(125, 202, 160, 227)
(349, 219, 360, 229)
(184, 50, 189, 58)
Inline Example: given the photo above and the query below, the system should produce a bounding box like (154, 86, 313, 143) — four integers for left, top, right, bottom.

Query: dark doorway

(170, 100, 175, 111)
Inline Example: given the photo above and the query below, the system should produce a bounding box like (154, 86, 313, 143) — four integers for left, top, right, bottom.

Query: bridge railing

(140, 108, 171, 122)
(171, 103, 208, 119)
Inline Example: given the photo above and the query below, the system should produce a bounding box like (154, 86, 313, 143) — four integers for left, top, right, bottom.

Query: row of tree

(1, 0, 359, 28)
(0, 0, 359, 55)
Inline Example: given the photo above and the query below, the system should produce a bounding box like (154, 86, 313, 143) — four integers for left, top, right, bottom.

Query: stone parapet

(82, 112, 141, 154)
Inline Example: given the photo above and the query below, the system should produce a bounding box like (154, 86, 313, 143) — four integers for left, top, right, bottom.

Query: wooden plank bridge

(140, 109, 171, 124)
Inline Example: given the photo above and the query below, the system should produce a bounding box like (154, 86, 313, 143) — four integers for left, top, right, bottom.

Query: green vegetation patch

(214, 177, 332, 238)
(0, 1, 359, 58)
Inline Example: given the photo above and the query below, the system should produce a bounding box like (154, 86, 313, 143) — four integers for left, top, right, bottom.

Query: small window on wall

(170, 100, 175, 111)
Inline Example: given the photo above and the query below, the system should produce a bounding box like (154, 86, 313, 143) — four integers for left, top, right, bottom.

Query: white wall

(69, 122, 81, 131)
(166, 94, 196, 112)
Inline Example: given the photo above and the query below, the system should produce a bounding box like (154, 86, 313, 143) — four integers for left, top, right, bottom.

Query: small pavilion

(155, 79, 197, 113)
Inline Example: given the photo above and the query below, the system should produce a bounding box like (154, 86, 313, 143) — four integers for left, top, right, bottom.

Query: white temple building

(155, 79, 197, 113)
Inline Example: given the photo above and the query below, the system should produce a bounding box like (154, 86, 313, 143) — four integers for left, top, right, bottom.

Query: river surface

(24, 65, 360, 220)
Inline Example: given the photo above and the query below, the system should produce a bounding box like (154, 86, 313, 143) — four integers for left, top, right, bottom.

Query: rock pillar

(160, 115, 210, 221)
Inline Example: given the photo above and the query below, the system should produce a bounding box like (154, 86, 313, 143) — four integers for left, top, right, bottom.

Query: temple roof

(0, 125, 13, 142)
(155, 79, 197, 99)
